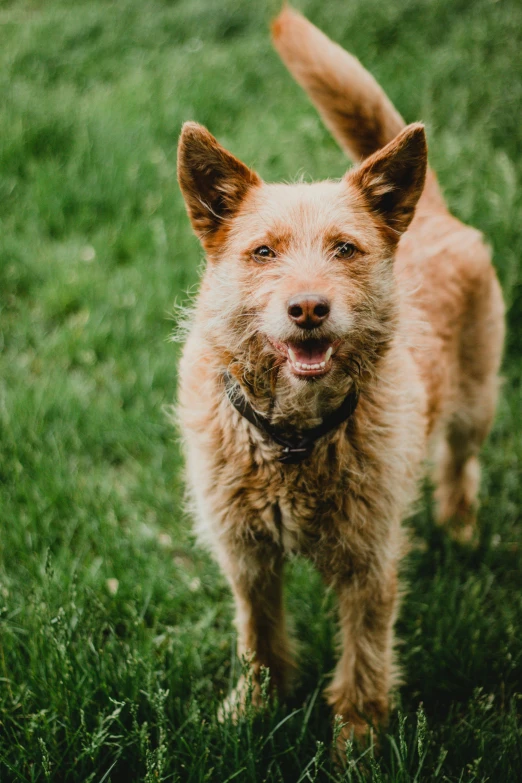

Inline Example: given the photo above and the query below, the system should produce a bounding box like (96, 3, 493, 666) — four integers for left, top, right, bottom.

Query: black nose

(287, 294, 331, 329)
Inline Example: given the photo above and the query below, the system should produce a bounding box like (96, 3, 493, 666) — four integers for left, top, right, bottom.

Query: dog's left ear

(177, 122, 261, 248)
(349, 123, 427, 238)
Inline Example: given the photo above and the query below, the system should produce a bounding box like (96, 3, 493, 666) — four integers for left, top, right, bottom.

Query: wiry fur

(175, 7, 505, 747)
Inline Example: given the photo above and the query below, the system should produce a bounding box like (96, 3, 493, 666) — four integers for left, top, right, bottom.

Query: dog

(175, 7, 505, 745)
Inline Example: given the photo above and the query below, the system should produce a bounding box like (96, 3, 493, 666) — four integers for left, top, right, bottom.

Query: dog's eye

(335, 242, 357, 259)
(252, 245, 276, 263)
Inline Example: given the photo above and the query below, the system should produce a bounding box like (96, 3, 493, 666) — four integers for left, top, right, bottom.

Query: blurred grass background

(0, 0, 521, 780)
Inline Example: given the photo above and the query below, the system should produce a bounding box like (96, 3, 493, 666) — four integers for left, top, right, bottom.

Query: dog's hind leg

(434, 425, 483, 544)
(434, 275, 504, 544)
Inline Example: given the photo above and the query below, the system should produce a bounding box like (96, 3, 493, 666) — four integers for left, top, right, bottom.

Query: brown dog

(176, 7, 504, 744)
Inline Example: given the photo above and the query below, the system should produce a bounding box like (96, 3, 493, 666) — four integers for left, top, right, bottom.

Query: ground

(0, 0, 521, 780)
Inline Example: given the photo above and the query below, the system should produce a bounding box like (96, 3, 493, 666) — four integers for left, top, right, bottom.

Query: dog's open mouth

(270, 337, 340, 377)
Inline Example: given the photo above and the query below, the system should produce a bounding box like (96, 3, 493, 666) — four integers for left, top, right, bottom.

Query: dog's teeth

(325, 347, 333, 362)
(291, 356, 329, 372)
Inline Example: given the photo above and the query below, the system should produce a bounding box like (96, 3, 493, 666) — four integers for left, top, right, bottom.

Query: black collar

(224, 372, 359, 464)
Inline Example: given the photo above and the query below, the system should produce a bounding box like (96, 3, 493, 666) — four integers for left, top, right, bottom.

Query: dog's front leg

(219, 538, 293, 718)
(324, 562, 399, 746)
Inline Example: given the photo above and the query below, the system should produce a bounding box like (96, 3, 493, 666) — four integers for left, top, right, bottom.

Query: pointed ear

(348, 123, 427, 238)
(177, 122, 261, 248)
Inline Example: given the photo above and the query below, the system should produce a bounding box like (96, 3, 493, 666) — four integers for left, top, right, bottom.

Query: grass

(0, 0, 521, 780)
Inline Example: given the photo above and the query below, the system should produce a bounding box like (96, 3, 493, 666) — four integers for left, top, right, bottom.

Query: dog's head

(177, 122, 426, 415)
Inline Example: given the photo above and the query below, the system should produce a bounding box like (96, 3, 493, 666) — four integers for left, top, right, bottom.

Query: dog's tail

(271, 7, 404, 162)
(271, 7, 446, 207)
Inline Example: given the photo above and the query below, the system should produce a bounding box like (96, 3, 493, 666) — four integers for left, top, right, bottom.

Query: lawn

(0, 0, 521, 780)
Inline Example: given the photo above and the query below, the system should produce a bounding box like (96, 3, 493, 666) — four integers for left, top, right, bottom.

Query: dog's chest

(275, 489, 325, 553)
(242, 450, 350, 554)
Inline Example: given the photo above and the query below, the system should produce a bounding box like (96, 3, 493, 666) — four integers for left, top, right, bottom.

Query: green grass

(0, 0, 521, 780)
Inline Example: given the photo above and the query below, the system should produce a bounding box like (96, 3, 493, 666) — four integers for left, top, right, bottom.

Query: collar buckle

(278, 445, 312, 465)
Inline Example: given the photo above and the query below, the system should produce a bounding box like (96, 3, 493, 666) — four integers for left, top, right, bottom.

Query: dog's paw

(439, 506, 479, 548)
(447, 520, 478, 547)
(217, 676, 262, 723)
(331, 718, 379, 769)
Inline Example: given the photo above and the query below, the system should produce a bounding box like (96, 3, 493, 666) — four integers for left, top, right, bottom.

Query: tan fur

(175, 7, 505, 747)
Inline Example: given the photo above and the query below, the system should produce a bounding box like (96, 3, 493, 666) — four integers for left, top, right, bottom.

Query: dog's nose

(287, 294, 331, 329)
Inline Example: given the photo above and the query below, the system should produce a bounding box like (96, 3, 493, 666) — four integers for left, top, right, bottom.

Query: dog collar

(223, 372, 359, 465)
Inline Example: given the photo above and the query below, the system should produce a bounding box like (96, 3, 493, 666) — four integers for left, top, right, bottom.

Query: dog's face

(178, 123, 426, 410)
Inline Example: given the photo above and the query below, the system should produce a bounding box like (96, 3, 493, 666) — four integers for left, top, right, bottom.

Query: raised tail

(271, 7, 405, 162)
(271, 7, 446, 208)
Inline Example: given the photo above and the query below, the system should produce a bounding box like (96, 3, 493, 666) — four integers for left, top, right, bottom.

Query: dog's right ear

(349, 123, 427, 239)
(177, 122, 261, 248)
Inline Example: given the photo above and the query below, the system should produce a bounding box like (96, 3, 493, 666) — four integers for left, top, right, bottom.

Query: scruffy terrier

(176, 7, 504, 745)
